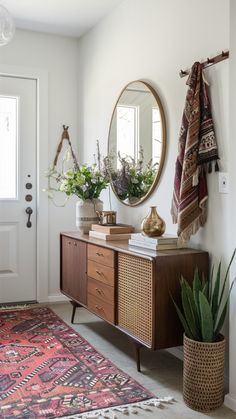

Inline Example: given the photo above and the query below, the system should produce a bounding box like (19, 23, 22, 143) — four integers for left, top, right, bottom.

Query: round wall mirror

(108, 80, 166, 206)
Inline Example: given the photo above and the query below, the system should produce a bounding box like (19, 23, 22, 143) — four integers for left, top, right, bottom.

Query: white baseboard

(166, 346, 183, 361)
(47, 294, 70, 303)
(224, 394, 236, 411)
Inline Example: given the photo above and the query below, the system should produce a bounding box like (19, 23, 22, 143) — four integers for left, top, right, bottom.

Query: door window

(0, 96, 18, 199)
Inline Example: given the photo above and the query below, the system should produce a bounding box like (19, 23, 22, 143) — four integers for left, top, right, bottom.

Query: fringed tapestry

(171, 62, 219, 244)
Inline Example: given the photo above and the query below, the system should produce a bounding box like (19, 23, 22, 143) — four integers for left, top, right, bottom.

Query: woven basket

(183, 334, 225, 412)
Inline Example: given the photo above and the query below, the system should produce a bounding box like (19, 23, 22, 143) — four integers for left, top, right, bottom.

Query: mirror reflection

(108, 81, 166, 206)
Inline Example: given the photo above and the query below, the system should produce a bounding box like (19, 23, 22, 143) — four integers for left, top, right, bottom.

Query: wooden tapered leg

(70, 301, 81, 323)
(131, 340, 143, 372)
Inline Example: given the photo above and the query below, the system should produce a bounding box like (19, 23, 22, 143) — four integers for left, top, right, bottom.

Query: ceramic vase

(141, 206, 166, 237)
(76, 198, 103, 234)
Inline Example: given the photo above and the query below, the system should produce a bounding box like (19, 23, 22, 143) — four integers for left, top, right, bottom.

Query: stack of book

(89, 224, 134, 241)
(128, 233, 178, 250)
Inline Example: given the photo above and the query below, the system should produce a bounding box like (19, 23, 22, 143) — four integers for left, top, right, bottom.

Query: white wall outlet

(219, 172, 229, 194)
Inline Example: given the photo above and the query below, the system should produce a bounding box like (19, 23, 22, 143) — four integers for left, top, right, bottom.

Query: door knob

(25, 207, 33, 228)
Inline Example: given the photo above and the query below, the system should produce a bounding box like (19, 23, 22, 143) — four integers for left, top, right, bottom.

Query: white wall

(225, 0, 236, 412)
(0, 5, 233, 392)
(77, 0, 230, 263)
(0, 29, 79, 300)
(77, 0, 231, 381)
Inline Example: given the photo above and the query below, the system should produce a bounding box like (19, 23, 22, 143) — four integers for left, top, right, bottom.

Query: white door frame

(0, 64, 48, 303)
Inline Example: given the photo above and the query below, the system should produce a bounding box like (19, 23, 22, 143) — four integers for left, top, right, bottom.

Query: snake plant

(173, 249, 236, 342)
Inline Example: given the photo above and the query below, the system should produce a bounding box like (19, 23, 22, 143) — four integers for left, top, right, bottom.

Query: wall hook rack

(179, 50, 229, 78)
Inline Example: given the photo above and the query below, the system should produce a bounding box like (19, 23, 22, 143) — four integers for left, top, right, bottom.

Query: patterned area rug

(0, 307, 173, 418)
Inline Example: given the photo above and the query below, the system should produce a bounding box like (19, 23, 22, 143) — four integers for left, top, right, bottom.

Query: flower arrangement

(58, 165, 108, 201)
(104, 148, 158, 202)
(46, 140, 109, 203)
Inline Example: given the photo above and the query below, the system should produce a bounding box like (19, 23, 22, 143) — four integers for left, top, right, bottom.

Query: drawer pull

(95, 304, 104, 312)
(96, 252, 104, 257)
(95, 287, 104, 295)
(95, 270, 103, 276)
(74, 242, 77, 246)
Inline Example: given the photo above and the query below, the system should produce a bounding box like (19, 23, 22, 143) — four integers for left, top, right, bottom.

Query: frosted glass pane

(0, 96, 18, 199)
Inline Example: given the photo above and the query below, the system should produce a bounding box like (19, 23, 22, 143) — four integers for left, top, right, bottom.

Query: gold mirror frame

(108, 80, 167, 206)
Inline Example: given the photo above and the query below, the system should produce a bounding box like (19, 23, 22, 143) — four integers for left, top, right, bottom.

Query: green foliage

(199, 292, 214, 342)
(173, 249, 236, 342)
(59, 166, 109, 201)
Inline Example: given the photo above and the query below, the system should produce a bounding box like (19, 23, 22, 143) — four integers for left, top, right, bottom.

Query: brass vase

(141, 206, 166, 237)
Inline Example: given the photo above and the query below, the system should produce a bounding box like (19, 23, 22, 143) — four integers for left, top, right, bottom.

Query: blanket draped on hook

(171, 62, 219, 244)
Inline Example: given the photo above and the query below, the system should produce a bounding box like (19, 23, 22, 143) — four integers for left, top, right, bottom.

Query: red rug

(0, 307, 173, 418)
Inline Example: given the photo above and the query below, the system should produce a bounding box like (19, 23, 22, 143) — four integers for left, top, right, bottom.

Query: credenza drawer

(88, 294, 114, 323)
(88, 260, 114, 286)
(88, 277, 114, 304)
(88, 244, 115, 268)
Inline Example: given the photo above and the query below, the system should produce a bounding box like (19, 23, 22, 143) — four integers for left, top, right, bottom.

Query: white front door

(0, 75, 37, 303)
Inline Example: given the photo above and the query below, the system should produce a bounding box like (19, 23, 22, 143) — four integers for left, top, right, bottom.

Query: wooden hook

(207, 57, 214, 64)
(180, 69, 187, 76)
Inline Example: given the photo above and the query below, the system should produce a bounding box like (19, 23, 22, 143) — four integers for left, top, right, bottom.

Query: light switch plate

(219, 172, 229, 194)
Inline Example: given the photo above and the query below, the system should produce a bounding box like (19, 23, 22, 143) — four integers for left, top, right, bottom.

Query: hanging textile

(171, 62, 219, 244)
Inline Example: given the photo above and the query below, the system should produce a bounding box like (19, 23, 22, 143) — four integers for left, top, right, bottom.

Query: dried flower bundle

(104, 147, 158, 201)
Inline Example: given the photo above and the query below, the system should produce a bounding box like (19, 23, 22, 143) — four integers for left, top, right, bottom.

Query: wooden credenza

(60, 232, 209, 370)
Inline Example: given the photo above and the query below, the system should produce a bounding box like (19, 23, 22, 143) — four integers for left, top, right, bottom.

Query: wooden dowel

(179, 50, 229, 78)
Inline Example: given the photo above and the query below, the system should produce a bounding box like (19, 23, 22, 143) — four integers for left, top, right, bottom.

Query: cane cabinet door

(117, 252, 154, 347)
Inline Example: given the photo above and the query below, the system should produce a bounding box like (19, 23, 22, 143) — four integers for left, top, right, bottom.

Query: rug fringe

(0, 303, 40, 311)
(61, 397, 175, 418)
(0, 304, 32, 310)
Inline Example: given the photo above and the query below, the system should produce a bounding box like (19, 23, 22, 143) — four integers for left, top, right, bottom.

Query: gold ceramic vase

(141, 206, 166, 237)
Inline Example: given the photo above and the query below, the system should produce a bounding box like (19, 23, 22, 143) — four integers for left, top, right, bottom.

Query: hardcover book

(128, 239, 178, 250)
(130, 233, 178, 244)
(91, 224, 134, 234)
(89, 230, 131, 241)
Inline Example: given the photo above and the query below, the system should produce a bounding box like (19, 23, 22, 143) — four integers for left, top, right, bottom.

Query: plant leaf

(217, 249, 236, 314)
(209, 265, 214, 303)
(214, 301, 228, 338)
(193, 268, 202, 291)
(193, 267, 202, 288)
(199, 291, 214, 342)
(193, 269, 202, 323)
(214, 277, 236, 337)
(171, 295, 194, 340)
(202, 281, 209, 299)
(181, 277, 201, 340)
(211, 261, 221, 323)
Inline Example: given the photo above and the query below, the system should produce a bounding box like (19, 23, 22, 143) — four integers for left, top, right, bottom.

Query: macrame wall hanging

(52, 125, 79, 171)
(46, 125, 79, 206)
